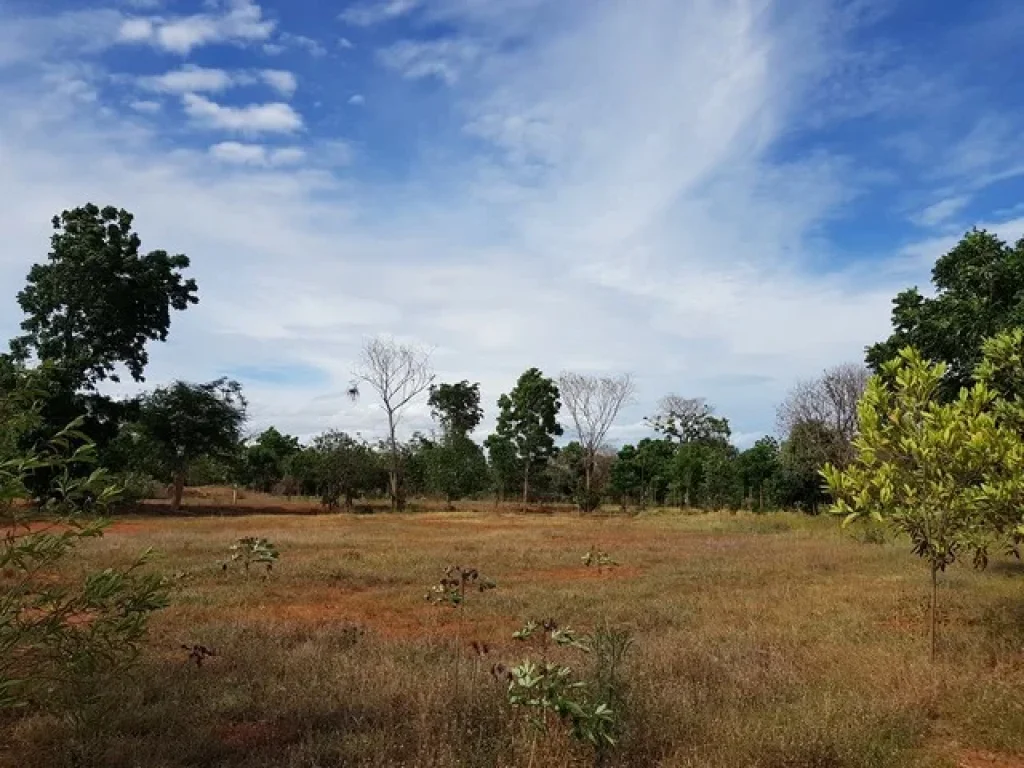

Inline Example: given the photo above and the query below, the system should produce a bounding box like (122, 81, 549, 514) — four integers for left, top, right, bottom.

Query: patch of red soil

(957, 750, 1024, 768)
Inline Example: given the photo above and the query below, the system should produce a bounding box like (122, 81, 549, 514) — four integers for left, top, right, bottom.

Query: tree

(738, 437, 780, 511)
(609, 438, 675, 509)
(492, 368, 563, 509)
(775, 421, 840, 513)
(353, 336, 434, 511)
(428, 381, 484, 438)
(646, 395, 730, 445)
(776, 363, 869, 468)
(307, 430, 380, 509)
(10, 204, 198, 390)
(824, 337, 1024, 660)
(134, 378, 247, 511)
(866, 229, 1024, 397)
(699, 446, 743, 510)
(425, 436, 489, 507)
(558, 372, 635, 511)
(243, 427, 301, 493)
(484, 433, 520, 505)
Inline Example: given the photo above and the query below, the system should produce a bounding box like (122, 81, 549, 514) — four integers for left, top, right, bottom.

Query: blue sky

(1, 0, 1023, 446)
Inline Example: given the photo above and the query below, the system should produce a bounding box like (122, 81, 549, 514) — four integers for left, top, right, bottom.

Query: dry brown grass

(4, 508, 1024, 768)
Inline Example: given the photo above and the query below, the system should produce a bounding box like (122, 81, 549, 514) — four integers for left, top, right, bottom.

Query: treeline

(4, 204, 1024, 518)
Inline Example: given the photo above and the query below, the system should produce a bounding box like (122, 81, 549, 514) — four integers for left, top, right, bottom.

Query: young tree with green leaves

(305, 430, 380, 509)
(428, 381, 484, 438)
(1, 423, 169, 717)
(492, 368, 563, 509)
(10, 204, 198, 390)
(133, 378, 247, 511)
(242, 427, 301, 493)
(824, 337, 1024, 660)
(426, 381, 488, 506)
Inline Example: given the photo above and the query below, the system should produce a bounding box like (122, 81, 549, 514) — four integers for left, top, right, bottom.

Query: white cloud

(118, 17, 154, 42)
(140, 65, 234, 94)
(209, 142, 306, 166)
(261, 69, 298, 97)
(5, 0, 1023, 446)
(262, 42, 285, 55)
(377, 38, 483, 85)
(280, 33, 327, 56)
(117, 0, 274, 54)
(913, 195, 970, 227)
(339, 37, 354, 49)
(183, 94, 303, 133)
(129, 99, 162, 114)
(339, 0, 421, 27)
(348, 94, 365, 105)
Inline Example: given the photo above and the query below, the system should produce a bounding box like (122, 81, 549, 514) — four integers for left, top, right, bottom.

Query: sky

(2, 0, 1024, 448)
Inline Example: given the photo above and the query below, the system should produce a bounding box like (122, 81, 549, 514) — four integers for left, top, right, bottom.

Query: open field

(5, 508, 1024, 768)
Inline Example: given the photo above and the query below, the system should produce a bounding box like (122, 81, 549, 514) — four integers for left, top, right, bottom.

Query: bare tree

(353, 336, 434, 510)
(776, 362, 869, 467)
(558, 372, 636, 509)
(646, 395, 730, 444)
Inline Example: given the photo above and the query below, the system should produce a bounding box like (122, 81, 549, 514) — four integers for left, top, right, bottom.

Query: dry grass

(4, 507, 1024, 768)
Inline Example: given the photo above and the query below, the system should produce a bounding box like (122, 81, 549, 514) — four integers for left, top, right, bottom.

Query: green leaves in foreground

(1, 422, 169, 713)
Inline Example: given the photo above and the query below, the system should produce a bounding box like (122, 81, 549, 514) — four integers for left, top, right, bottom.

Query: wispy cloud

(279, 32, 327, 56)
(129, 99, 162, 113)
(183, 94, 303, 133)
(377, 38, 482, 85)
(913, 195, 970, 227)
(339, 0, 421, 27)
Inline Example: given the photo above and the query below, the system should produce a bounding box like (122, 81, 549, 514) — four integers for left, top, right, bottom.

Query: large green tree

(738, 436, 780, 511)
(609, 438, 675, 509)
(866, 229, 1024, 396)
(428, 381, 484, 438)
(425, 381, 487, 506)
(133, 378, 247, 511)
(10, 204, 198, 390)
(492, 368, 563, 508)
(242, 427, 301, 493)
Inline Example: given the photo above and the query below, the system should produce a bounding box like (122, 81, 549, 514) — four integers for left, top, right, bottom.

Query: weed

(225, 537, 279, 574)
(581, 545, 618, 572)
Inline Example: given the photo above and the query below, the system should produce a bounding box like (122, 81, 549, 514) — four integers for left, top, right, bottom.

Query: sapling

(425, 564, 496, 700)
(226, 537, 279, 575)
(581, 546, 618, 573)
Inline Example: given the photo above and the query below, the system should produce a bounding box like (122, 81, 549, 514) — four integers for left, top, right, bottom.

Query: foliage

(301, 430, 381, 509)
(866, 229, 1024, 397)
(824, 338, 1024, 658)
(484, 432, 521, 503)
(1, 422, 169, 715)
(492, 368, 563, 506)
(646, 395, 730, 445)
(609, 438, 674, 508)
(227, 537, 279, 574)
(775, 421, 841, 513)
(133, 378, 247, 510)
(242, 427, 300, 493)
(738, 437, 780, 511)
(504, 619, 627, 760)
(9, 204, 198, 390)
(581, 546, 618, 571)
(424, 434, 489, 505)
(425, 565, 496, 607)
(428, 380, 484, 439)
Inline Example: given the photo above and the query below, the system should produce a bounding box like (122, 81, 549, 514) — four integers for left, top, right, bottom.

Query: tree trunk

(759, 483, 764, 512)
(583, 452, 593, 512)
(172, 471, 185, 512)
(522, 463, 530, 512)
(930, 563, 939, 662)
(387, 411, 399, 512)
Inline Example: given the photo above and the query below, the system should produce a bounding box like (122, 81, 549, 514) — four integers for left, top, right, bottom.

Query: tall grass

(3, 510, 1023, 767)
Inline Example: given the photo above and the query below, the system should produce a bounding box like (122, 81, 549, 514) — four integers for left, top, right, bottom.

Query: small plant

(181, 643, 216, 668)
(226, 537, 279, 574)
(425, 564, 496, 606)
(425, 565, 496, 700)
(582, 545, 618, 572)
(504, 619, 627, 765)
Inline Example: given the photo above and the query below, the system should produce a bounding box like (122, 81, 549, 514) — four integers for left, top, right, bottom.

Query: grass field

(5, 506, 1024, 768)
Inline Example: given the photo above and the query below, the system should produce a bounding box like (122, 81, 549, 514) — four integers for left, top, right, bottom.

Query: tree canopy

(866, 229, 1024, 396)
(10, 204, 198, 390)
